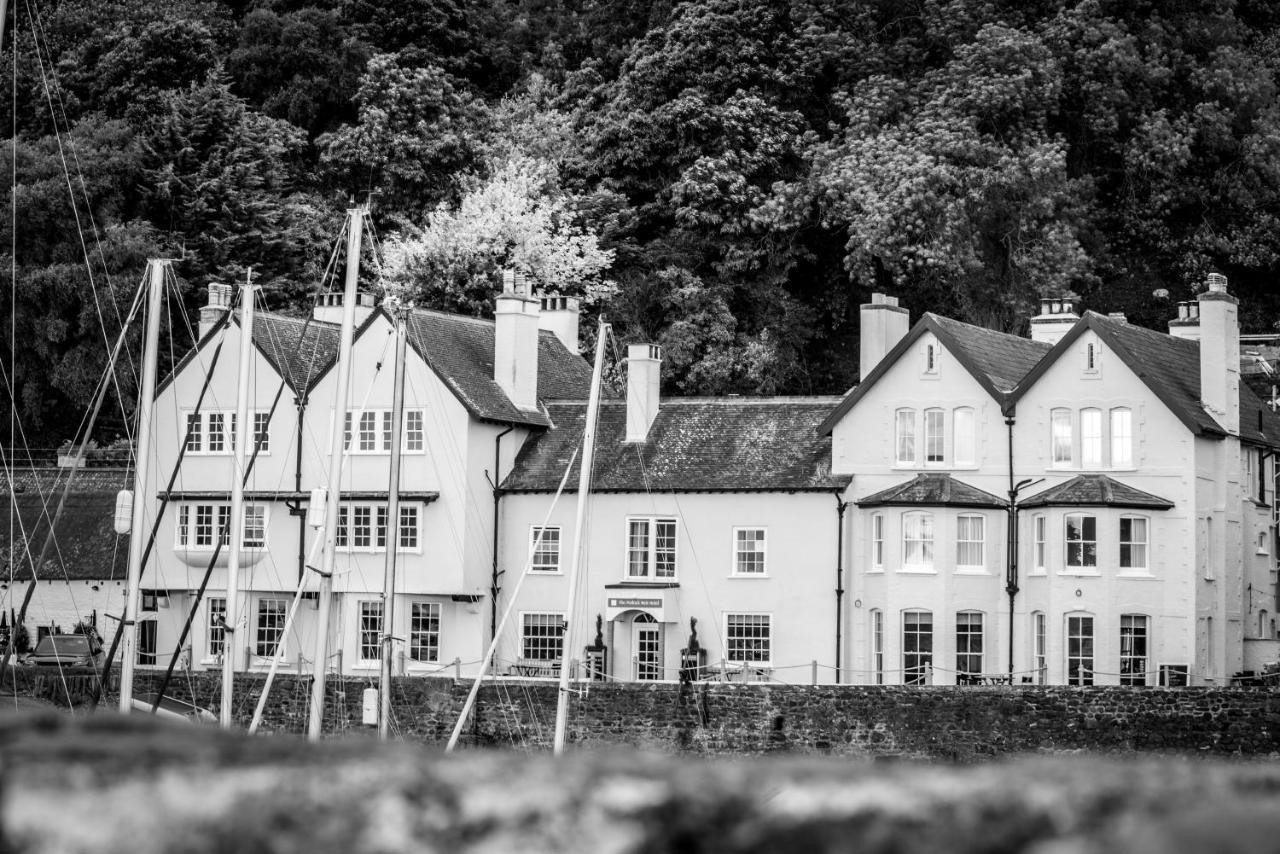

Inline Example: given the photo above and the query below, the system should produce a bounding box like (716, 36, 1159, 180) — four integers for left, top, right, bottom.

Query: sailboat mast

(119, 259, 167, 713)
(552, 320, 609, 755)
(307, 207, 365, 741)
(379, 299, 410, 740)
(221, 277, 256, 728)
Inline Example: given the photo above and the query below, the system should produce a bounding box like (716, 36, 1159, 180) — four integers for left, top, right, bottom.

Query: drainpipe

(1005, 416, 1017, 680)
(834, 493, 849, 684)
(295, 395, 307, 582)
(490, 425, 514, 643)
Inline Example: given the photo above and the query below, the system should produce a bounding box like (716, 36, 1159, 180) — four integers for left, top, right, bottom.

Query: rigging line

(445, 444, 579, 752)
(8, 0, 15, 603)
(26, 0, 135, 385)
(0, 269, 146, 678)
(22, 0, 136, 400)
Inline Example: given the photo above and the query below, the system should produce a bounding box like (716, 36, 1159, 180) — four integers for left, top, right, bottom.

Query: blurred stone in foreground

(3, 711, 1280, 854)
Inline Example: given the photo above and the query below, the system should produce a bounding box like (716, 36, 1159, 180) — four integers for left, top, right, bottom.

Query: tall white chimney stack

(1198, 273, 1239, 434)
(860, 294, 910, 380)
(625, 343, 661, 443)
(494, 269, 541, 411)
(538, 294, 580, 354)
(1029, 297, 1080, 345)
(199, 283, 233, 338)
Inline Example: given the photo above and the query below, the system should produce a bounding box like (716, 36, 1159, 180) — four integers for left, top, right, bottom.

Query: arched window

(1066, 613, 1094, 685)
(1110, 407, 1133, 467)
(955, 611, 984, 679)
(1051, 408, 1072, 466)
(870, 514, 884, 569)
(1031, 611, 1046, 684)
(1032, 515, 1047, 573)
(1260, 610, 1270, 639)
(895, 409, 916, 465)
(1080, 408, 1103, 468)
(1119, 614, 1149, 685)
(902, 512, 934, 570)
(924, 408, 945, 463)
(1065, 513, 1097, 568)
(870, 609, 883, 684)
(953, 407, 976, 466)
(902, 610, 932, 685)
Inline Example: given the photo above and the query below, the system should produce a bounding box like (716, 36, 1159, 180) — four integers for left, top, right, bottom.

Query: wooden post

(811, 660, 818, 685)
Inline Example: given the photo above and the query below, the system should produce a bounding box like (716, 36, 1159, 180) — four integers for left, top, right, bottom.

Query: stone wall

(85, 673, 1280, 758)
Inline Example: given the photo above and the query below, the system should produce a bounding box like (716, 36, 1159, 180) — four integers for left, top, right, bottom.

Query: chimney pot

(199, 282, 233, 338)
(1207, 272, 1228, 293)
(1030, 295, 1079, 345)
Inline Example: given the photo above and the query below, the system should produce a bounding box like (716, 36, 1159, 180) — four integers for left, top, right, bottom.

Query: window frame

(1119, 515, 1149, 574)
(902, 609, 933, 686)
(336, 502, 423, 553)
(206, 597, 226, 660)
(1066, 613, 1094, 686)
(1050, 408, 1073, 468)
(409, 601, 441, 663)
(520, 611, 565, 662)
(1080, 407, 1103, 469)
(175, 503, 264, 551)
(725, 613, 772, 666)
(530, 525, 562, 573)
(1032, 611, 1047, 684)
(955, 513, 986, 571)
(731, 527, 768, 577)
(953, 407, 976, 467)
(625, 516, 678, 580)
(1109, 407, 1133, 468)
(1031, 514, 1047, 573)
(870, 514, 884, 571)
(895, 409, 916, 466)
(923, 408, 945, 464)
(339, 407, 428, 455)
(955, 611, 984, 678)
(357, 600, 383, 664)
(255, 598, 287, 659)
(1064, 513, 1097, 571)
(1119, 614, 1149, 686)
(901, 511, 934, 572)
(871, 608, 884, 685)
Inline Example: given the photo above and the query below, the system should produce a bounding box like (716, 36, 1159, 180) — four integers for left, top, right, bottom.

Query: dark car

(23, 634, 104, 669)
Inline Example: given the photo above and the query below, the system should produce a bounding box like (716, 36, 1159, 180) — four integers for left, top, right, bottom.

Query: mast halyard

(307, 207, 365, 741)
(379, 298, 410, 740)
(552, 319, 609, 755)
(221, 276, 256, 728)
(119, 259, 167, 713)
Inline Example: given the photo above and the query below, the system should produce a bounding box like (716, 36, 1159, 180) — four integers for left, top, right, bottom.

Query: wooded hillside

(4, 0, 1280, 445)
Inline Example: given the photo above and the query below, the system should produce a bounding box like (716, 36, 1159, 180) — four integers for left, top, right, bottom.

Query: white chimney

(1198, 273, 1239, 434)
(199, 283, 232, 338)
(1168, 300, 1201, 340)
(1029, 297, 1080, 345)
(626, 343, 661, 443)
(860, 294, 910, 380)
(313, 291, 376, 325)
(538, 294, 580, 354)
(494, 269, 540, 411)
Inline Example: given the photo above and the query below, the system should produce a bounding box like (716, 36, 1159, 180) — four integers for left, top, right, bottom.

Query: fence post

(811, 660, 818, 685)
(454, 656, 461, 680)
(925, 661, 934, 685)
(719, 657, 727, 681)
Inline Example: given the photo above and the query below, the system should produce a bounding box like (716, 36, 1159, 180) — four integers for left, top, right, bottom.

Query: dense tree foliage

(3, 0, 1280, 448)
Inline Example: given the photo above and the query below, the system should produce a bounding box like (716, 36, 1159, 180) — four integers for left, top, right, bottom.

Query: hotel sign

(608, 597, 662, 609)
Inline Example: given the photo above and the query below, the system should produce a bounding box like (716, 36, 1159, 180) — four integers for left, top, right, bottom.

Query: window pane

(954, 408, 975, 466)
(1120, 614, 1148, 685)
(532, 526, 560, 571)
(353, 506, 372, 548)
(896, 410, 916, 465)
(359, 601, 383, 661)
(410, 602, 440, 662)
(1081, 408, 1102, 468)
(903, 513, 934, 568)
(399, 506, 419, 550)
(957, 515, 984, 567)
(1051, 409, 1072, 465)
(1065, 514, 1097, 567)
(242, 506, 265, 548)
(726, 614, 770, 663)
(522, 613, 564, 661)
(1110, 408, 1132, 467)
(382, 411, 393, 451)
(185, 413, 202, 452)
(256, 599, 286, 657)
(1067, 615, 1094, 686)
(654, 520, 677, 577)
(1033, 516, 1046, 570)
(734, 528, 766, 574)
(209, 413, 225, 453)
(956, 612, 983, 677)
(207, 597, 226, 657)
(627, 521, 649, 577)
(925, 409, 944, 463)
(903, 611, 933, 685)
(359, 411, 378, 451)
(1120, 516, 1147, 569)
(871, 610, 883, 685)
(376, 506, 388, 549)
(872, 515, 884, 567)
(405, 410, 424, 452)
(253, 412, 270, 453)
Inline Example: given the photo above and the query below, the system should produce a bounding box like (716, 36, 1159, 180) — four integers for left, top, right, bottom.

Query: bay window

(1064, 513, 1096, 569)
(902, 512, 934, 570)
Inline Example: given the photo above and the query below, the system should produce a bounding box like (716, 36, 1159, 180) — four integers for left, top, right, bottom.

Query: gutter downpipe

(1006, 415, 1018, 681)
(295, 395, 306, 582)
(834, 493, 848, 684)
(490, 425, 514, 643)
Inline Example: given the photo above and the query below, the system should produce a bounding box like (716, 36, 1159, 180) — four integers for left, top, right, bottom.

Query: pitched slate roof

(1018, 474, 1174, 510)
(1010, 312, 1280, 448)
(156, 311, 342, 399)
(501, 398, 850, 493)
(403, 309, 593, 428)
(0, 468, 131, 581)
(819, 313, 1051, 435)
(161, 304, 593, 428)
(856, 474, 1006, 508)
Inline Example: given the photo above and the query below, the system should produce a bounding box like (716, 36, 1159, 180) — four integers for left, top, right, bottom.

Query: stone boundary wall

(12, 670, 1280, 758)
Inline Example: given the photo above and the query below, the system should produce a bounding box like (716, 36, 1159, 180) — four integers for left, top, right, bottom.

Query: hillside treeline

(4, 0, 1280, 444)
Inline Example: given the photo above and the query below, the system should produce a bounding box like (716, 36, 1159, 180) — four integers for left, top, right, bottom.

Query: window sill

(898, 567, 937, 575)
(1058, 569, 1101, 577)
(954, 568, 991, 576)
(1027, 569, 1047, 577)
(1117, 571, 1156, 579)
(528, 569, 563, 576)
(618, 578, 680, 585)
(729, 573, 769, 579)
(866, 567, 885, 574)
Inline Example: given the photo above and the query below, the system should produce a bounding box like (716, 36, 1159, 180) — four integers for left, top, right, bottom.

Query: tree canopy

(4, 0, 1280, 449)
